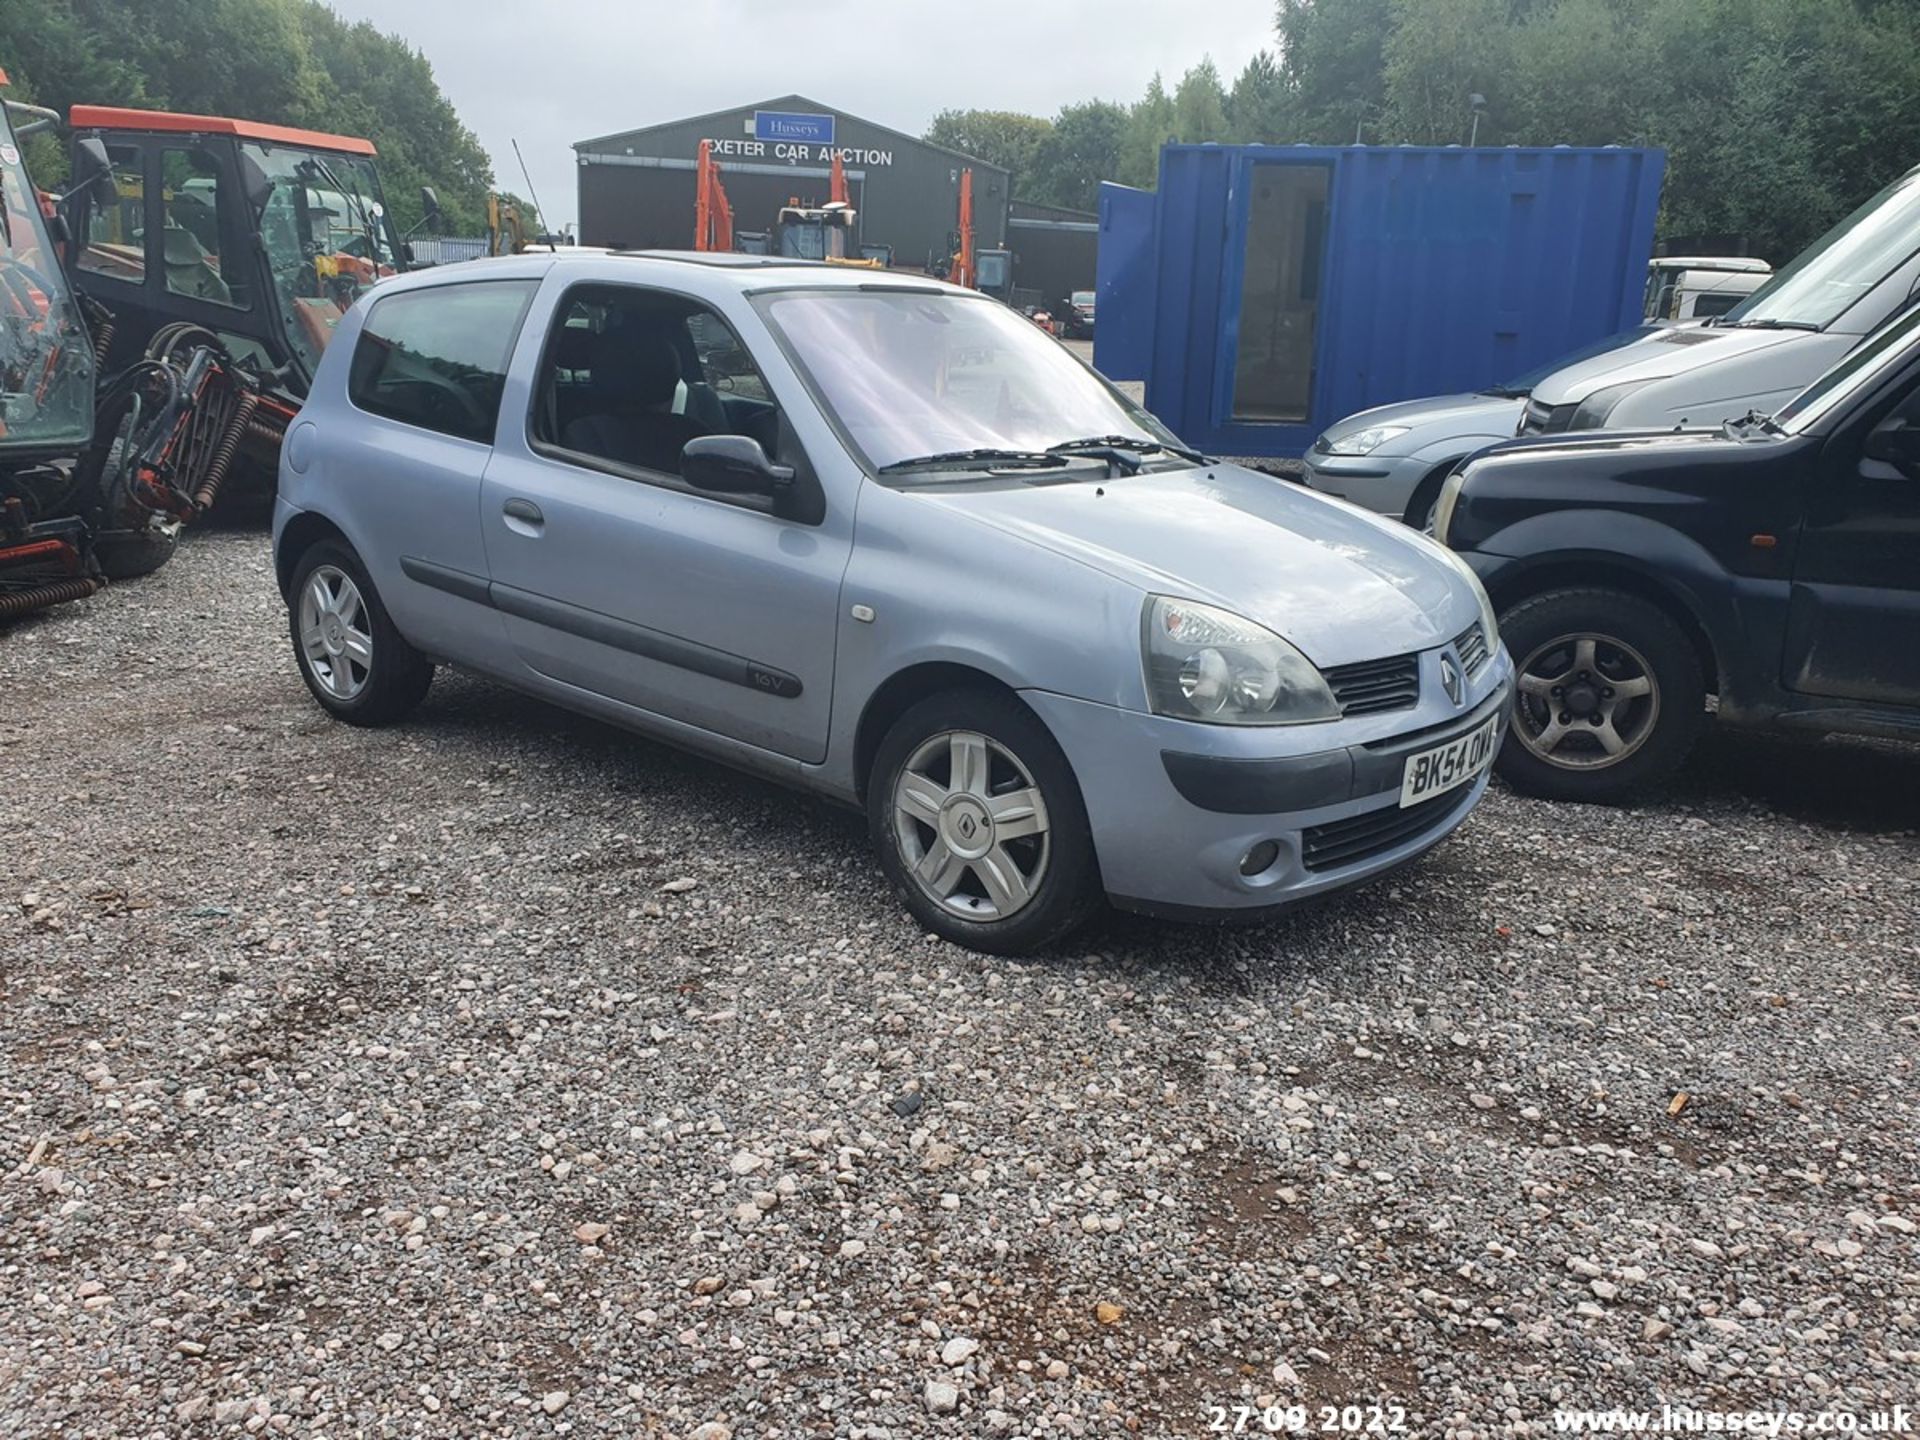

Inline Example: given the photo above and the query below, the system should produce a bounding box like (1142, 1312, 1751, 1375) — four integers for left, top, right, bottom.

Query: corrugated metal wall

(1111, 144, 1666, 456)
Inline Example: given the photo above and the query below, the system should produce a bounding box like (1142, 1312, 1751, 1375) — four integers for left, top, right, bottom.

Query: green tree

(1227, 51, 1291, 144)
(923, 109, 1054, 194)
(1027, 100, 1128, 211)
(1172, 57, 1233, 145)
(1275, 0, 1393, 142)
(1, 0, 495, 233)
(1119, 74, 1175, 188)
(1380, 0, 1513, 146)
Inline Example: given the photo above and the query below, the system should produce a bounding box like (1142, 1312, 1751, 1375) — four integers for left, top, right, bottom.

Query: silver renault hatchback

(274, 252, 1510, 954)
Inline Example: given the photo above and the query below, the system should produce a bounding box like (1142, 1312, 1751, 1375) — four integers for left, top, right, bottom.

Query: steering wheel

(0, 258, 59, 321)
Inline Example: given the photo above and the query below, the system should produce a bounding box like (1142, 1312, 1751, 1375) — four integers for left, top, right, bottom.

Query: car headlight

(1142, 596, 1340, 725)
(1568, 381, 1648, 431)
(1431, 471, 1465, 543)
(1323, 424, 1410, 456)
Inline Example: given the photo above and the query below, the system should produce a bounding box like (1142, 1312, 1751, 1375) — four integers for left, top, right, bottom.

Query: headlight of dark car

(1568, 381, 1649, 431)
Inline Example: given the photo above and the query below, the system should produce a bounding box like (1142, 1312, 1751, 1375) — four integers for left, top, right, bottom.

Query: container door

(1228, 162, 1331, 424)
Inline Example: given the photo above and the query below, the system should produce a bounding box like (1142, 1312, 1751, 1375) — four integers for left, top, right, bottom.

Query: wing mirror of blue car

(682, 435, 795, 497)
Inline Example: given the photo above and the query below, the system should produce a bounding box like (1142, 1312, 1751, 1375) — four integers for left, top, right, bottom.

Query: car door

(1782, 373, 1920, 706)
(478, 275, 851, 765)
(322, 276, 540, 668)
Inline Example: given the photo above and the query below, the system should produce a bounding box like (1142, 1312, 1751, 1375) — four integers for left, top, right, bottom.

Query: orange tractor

(1, 88, 420, 614)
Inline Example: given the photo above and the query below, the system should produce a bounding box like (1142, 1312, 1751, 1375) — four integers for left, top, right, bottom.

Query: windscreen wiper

(876, 448, 1067, 475)
(1727, 318, 1820, 332)
(1048, 433, 1209, 465)
(1724, 409, 1786, 437)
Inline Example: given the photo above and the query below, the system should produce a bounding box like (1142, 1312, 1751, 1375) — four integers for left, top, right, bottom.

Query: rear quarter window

(347, 279, 538, 443)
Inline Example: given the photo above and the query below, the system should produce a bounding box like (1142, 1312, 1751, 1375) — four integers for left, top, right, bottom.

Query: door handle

(503, 498, 544, 525)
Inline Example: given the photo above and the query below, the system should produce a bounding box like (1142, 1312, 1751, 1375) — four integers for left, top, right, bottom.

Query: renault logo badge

(1441, 653, 1464, 707)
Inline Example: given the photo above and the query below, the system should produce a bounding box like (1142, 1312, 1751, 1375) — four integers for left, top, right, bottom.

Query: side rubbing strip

(490, 583, 803, 699)
(400, 555, 492, 606)
(399, 558, 802, 698)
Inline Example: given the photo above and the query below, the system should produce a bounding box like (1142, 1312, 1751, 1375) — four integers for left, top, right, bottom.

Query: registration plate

(1399, 714, 1498, 808)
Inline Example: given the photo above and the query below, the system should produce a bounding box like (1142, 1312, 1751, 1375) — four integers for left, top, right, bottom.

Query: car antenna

(513, 138, 548, 241)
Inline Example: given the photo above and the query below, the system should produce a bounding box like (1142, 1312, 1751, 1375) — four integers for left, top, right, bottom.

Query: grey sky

(322, 0, 1280, 233)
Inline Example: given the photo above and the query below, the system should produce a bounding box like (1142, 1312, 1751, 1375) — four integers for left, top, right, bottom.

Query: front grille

(1521, 398, 1577, 434)
(1324, 653, 1420, 717)
(1454, 621, 1490, 676)
(1301, 791, 1465, 873)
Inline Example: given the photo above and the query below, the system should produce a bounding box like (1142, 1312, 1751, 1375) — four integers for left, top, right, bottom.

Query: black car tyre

(287, 540, 433, 726)
(869, 689, 1102, 955)
(1496, 586, 1706, 802)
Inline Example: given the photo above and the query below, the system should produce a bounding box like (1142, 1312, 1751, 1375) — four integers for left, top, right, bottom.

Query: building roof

(574, 94, 1009, 175)
(69, 105, 377, 156)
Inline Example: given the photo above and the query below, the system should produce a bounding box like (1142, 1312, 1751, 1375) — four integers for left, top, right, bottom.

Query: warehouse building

(575, 95, 1010, 270)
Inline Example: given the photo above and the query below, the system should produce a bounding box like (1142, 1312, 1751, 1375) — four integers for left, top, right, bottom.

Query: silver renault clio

(274, 251, 1511, 954)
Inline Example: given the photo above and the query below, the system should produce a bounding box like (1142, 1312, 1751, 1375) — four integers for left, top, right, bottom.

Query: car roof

(385, 248, 965, 297)
(1653, 256, 1772, 273)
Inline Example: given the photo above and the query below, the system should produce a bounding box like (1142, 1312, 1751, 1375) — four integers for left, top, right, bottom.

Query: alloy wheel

(891, 729, 1051, 921)
(298, 564, 373, 702)
(1513, 631, 1659, 769)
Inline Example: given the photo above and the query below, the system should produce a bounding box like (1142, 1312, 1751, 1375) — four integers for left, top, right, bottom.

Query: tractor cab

(975, 248, 1015, 302)
(776, 200, 882, 267)
(0, 97, 97, 461)
(66, 107, 406, 401)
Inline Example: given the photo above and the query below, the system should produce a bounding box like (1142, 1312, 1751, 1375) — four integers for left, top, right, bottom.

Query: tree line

(927, 0, 1920, 262)
(4, 0, 496, 235)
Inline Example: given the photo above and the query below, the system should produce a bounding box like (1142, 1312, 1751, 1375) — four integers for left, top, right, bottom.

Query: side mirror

(72, 137, 117, 200)
(682, 435, 794, 497)
(419, 185, 443, 230)
(238, 150, 273, 213)
(1862, 413, 1920, 476)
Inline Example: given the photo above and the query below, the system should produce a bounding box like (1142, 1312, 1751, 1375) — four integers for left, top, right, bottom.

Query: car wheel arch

(1486, 552, 1723, 696)
(1402, 457, 1466, 527)
(853, 662, 1040, 804)
(276, 510, 353, 600)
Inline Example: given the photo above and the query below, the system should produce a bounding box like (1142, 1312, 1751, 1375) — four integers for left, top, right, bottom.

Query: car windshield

(1483, 325, 1661, 397)
(0, 120, 95, 450)
(1772, 305, 1920, 434)
(757, 288, 1183, 475)
(1721, 167, 1920, 331)
(243, 141, 403, 382)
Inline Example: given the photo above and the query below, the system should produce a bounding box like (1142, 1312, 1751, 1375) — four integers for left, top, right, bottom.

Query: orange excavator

(946, 167, 1014, 299)
(693, 139, 734, 252)
(948, 167, 976, 289)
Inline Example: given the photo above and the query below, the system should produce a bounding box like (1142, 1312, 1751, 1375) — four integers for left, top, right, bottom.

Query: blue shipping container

(1097, 144, 1666, 457)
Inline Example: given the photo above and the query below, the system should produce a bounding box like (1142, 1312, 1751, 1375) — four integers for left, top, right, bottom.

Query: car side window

(348, 280, 539, 444)
(77, 145, 148, 284)
(532, 283, 787, 484)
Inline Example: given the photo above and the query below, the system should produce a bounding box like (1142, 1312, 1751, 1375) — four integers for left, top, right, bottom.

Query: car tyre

(868, 689, 1102, 955)
(1496, 586, 1706, 802)
(287, 540, 433, 727)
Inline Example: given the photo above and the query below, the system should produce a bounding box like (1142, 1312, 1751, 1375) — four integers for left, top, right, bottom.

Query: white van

(1523, 165, 1920, 434)
(1643, 256, 1771, 323)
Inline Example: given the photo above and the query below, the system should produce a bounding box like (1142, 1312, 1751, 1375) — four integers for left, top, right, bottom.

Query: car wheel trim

(1513, 631, 1659, 769)
(892, 729, 1051, 921)
(298, 564, 374, 702)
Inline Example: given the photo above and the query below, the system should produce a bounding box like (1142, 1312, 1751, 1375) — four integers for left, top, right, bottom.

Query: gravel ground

(3, 528, 1917, 1439)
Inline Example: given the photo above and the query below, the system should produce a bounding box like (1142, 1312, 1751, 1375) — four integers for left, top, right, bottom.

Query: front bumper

(1299, 449, 1432, 519)
(1022, 648, 1513, 917)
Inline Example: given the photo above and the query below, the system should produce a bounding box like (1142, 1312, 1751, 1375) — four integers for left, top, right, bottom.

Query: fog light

(1240, 840, 1280, 876)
